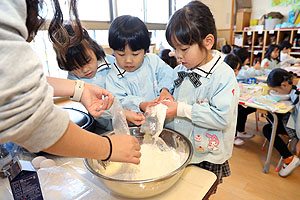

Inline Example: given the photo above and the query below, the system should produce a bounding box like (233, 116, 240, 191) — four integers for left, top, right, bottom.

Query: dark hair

(25, 0, 45, 42)
(224, 54, 241, 70)
(221, 44, 232, 54)
(53, 24, 105, 71)
(267, 68, 293, 87)
(278, 40, 292, 51)
(233, 48, 249, 65)
(26, 0, 84, 57)
(48, 0, 84, 61)
(159, 49, 177, 68)
(264, 44, 280, 63)
(166, 1, 217, 50)
(108, 15, 150, 52)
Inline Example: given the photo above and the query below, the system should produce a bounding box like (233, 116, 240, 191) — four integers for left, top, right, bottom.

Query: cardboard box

(236, 9, 251, 31)
(8, 160, 43, 200)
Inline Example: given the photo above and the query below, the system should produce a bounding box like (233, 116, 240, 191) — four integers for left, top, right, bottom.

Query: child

(261, 44, 280, 75)
(162, 1, 239, 190)
(279, 41, 300, 68)
(159, 49, 178, 69)
(264, 68, 300, 177)
(234, 47, 269, 82)
(221, 44, 232, 55)
(105, 15, 174, 113)
(224, 54, 256, 146)
(51, 24, 145, 129)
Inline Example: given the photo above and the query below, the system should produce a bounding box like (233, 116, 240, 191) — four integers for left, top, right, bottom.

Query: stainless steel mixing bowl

(83, 127, 193, 199)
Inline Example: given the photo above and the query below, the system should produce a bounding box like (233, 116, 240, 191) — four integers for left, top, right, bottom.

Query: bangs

(109, 15, 150, 52)
(57, 41, 92, 71)
(109, 27, 150, 51)
(166, 10, 200, 48)
(65, 44, 91, 70)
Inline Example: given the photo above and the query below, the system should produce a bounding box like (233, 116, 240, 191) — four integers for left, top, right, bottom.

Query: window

(30, 31, 68, 78)
(145, 0, 169, 23)
(44, 0, 70, 19)
(116, 0, 144, 20)
(77, 0, 110, 21)
(174, 0, 191, 11)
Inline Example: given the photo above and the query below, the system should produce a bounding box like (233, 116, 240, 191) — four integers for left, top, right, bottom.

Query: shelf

(244, 45, 250, 48)
(253, 46, 263, 48)
(292, 47, 300, 49)
(290, 52, 300, 55)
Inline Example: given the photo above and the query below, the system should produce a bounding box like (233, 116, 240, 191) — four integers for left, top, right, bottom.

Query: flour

(97, 144, 187, 180)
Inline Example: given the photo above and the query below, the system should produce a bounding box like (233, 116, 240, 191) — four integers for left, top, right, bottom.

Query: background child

(159, 48, 178, 68)
(224, 54, 256, 146)
(265, 68, 300, 177)
(221, 44, 232, 55)
(106, 15, 174, 113)
(261, 44, 280, 75)
(52, 24, 145, 129)
(279, 41, 300, 68)
(234, 47, 269, 82)
(163, 1, 239, 190)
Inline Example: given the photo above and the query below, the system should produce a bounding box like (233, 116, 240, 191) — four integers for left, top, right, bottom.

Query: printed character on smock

(165, 50, 239, 164)
(106, 53, 174, 113)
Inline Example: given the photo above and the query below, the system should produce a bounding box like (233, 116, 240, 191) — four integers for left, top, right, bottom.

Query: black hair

(233, 48, 249, 65)
(267, 68, 293, 87)
(53, 24, 105, 71)
(25, 0, 45, 42)
(264, 44, 280, 63)
(278, 40, 292, 51)
(166, 1, 217, 50)
(108, 15, 150, 52)
(159, 49, 177, 68)
(221, 44, 232, 54)
(224, 53, 241, 71)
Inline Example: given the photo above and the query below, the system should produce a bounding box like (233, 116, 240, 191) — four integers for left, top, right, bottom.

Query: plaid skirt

(192, 160, 231, 193)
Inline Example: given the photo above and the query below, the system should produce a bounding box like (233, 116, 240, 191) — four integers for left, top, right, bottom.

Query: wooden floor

(210, 113, 300, 200)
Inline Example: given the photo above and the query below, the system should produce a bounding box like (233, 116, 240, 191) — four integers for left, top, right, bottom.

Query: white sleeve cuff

(177, 102, 192, 119)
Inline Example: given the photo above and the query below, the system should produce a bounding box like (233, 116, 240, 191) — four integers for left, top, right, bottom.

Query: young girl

(261, 44, 280, 75)
(279, 41, 300, 68)
(234, 47, 269, 82)
(224, 54, 256, 146)
(105, 15, 174, 113)
(52, 24, 145, 128)
(162, 1, 239, 189)
(265, 68, 300, 177)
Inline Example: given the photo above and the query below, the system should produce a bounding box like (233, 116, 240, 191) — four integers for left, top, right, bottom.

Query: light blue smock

(105, 53, 174, 113)
(165, 50, 240, 164)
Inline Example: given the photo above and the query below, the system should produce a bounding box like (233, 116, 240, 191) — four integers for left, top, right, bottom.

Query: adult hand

(158, 88, 174, 102)
(124, 110, 145, 126)
(109, 134, 141, 164)
(161, 101, 178, 118)
(81, 83, 114, 117)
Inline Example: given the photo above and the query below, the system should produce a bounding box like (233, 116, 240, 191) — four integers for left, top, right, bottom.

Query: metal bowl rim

(83, 128, 193, 183)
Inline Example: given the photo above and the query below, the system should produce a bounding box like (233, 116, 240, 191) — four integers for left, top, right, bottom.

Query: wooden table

(239, 99, 293, 173)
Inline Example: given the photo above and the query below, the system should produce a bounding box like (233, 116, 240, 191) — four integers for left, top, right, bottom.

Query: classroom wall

(201, 0, 233, 29)
(251, 0, 298, 21)
(201, 0, 233, 45)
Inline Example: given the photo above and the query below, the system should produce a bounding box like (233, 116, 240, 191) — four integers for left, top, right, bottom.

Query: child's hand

(161, 101, 178, 118)
(159, 88, 174, 102)
(139, 101, 159, 112)
(124, 110, 145, 126)
(253, 62, 261, 70)
(263, 61, 270, 69)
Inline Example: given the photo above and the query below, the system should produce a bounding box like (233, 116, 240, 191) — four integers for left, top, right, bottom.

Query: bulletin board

(272, 0, 300, 7)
